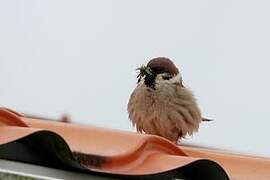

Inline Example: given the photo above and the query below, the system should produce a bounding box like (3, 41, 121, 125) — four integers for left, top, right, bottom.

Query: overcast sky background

(1, 0, 270, 157)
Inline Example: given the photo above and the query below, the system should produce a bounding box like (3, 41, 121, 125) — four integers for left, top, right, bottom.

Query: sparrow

(128, 57, 211, 143)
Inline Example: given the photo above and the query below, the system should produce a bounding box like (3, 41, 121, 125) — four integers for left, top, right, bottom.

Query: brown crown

(147, 57, 179, 75)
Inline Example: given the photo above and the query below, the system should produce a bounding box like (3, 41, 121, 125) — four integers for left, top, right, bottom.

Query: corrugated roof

(0, 107, 269, 179)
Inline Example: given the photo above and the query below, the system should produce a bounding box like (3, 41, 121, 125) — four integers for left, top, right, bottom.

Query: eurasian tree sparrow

(128, 57, 210, 143)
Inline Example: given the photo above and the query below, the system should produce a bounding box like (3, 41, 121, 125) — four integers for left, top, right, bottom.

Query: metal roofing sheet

(0, 107, 268, 179)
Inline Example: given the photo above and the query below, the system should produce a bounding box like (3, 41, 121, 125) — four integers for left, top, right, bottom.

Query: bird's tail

(202, 118, 213, 122)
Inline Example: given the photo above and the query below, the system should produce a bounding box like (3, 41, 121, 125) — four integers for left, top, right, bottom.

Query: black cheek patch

(144, 74, 156, 89)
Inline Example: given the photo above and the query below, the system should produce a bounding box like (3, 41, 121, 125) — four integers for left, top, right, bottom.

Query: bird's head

(137, 57, 183, 89)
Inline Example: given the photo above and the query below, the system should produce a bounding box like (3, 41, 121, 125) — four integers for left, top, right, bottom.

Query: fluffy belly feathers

(128, 84, 202, 142)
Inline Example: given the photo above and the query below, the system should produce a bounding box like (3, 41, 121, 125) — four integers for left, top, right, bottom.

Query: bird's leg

(175, 131, 183, 145)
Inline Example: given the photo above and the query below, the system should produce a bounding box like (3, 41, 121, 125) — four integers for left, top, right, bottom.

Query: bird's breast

(128, 83, 202, 141)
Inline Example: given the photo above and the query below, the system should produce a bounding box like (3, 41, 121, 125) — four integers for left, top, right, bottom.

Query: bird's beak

(137, 65, 154, 78)
(136, 65, 155, 83)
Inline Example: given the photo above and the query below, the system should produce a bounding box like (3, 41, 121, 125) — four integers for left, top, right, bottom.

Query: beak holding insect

(136, 65, 153, 83)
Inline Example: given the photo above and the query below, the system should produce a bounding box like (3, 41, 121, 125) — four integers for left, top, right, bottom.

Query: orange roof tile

(0, 107, 269, 179)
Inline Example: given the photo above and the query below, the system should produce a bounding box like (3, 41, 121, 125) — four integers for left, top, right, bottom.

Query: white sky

(1, 0, 270, 157)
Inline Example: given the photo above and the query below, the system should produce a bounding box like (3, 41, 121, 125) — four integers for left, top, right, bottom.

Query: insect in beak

(136, 65, 153, 83)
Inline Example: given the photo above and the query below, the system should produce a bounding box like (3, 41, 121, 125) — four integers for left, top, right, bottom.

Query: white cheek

(156, 73, 182, 85)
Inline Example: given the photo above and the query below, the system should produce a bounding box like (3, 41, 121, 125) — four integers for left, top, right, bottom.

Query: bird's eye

(162, 74, 173, 80)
